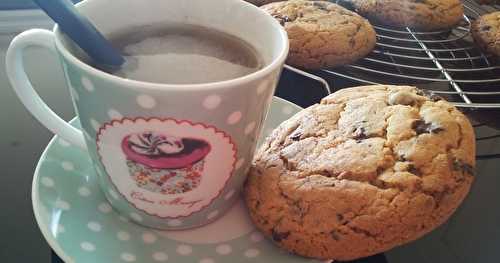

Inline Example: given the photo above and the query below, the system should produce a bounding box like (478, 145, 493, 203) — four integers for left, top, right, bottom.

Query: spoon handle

(33, 0, 125, 67)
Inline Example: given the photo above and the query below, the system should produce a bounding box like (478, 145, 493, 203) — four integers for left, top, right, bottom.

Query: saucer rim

(32, 124, 73, 262)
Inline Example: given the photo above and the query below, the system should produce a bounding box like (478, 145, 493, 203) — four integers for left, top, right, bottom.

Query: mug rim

(53, 0, 289, 91)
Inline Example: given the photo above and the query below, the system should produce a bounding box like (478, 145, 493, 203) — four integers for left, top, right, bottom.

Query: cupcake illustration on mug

(121, 131, 211, 195)
(97, 118, 236, 218)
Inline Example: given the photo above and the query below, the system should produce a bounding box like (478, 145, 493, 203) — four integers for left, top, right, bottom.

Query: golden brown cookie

(472, 11, 500, 57)
(261, 0, 376, 69)
(244, 85, 475, 261)
(347, 0, 464, 30)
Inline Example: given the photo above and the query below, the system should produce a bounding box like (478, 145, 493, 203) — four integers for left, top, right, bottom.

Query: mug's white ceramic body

(6, 0, 288, 229)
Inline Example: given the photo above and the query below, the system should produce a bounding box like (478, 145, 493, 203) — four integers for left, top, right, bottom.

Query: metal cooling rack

(288, 0, 500, 109)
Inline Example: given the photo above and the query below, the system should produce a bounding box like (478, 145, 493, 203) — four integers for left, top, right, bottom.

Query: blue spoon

(33, 0, 125, 68)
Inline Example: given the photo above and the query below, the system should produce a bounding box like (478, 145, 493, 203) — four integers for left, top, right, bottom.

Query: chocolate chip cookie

(244, 85, 475, 260)
(347, 0, 464, 30)
(472, 11, 500, 57)
(261, 0, 376, 69)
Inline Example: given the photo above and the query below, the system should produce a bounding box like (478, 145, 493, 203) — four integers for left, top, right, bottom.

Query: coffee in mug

(86, 24, 264, 84)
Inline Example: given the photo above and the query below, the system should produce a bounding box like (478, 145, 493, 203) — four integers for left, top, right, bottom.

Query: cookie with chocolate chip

(472, 11, 500, 57)
(260, 0, 376, 69)
(346, 0, 464, 30)
(244, 85, 475, 261)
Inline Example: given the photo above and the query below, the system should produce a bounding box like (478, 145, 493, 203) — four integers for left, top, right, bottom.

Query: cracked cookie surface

(244, 85, 475, 260)
(260, 0, 376, 69)
(472, 11, 500, 57)
(346, 0, 464, 30)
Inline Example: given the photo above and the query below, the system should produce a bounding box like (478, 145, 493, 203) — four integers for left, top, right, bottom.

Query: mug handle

(6, 29, 86, 149)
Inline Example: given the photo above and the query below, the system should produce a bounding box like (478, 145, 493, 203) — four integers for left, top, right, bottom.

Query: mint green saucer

(32, 97, 325, 263)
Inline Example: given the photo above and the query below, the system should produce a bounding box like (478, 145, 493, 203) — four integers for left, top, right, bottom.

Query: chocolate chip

(272, 14, 291, 26)
(353, 127, 368, 141)
(452, 159, 475, 176)
(412, 120, 444, 135)
(336, 214, 344, 221)
(376, 167, 386, 176)
(290, 131, 303, 141)
(398, 155, 407, 162)
(330, 230, 340, 241)
(408, 164, 421, 176)
(412, 120, 431, 135)
(463, 164, 475, 176)
(272, 229, 290, 242)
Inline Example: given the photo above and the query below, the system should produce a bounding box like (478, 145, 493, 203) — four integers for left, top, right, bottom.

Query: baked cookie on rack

(261, 0, 376, 69)
(471, 11, 500, 57)
(346, 0, 464, 31)
(245, 85, 475, 260)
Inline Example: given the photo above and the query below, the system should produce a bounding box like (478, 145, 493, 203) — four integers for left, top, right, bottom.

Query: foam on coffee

(102, 24, 263, 84)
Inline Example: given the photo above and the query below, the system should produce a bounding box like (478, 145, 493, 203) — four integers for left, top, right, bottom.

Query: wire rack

(289, 0, 500, 109)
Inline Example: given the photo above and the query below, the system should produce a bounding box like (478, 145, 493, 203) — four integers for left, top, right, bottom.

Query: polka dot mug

(6, 0, 288, 229)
